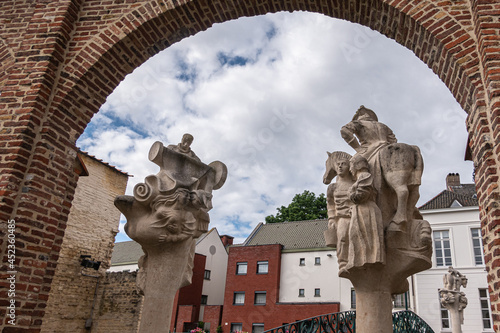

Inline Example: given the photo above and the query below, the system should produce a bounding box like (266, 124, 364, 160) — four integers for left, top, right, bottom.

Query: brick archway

(1, 1, 499, 331)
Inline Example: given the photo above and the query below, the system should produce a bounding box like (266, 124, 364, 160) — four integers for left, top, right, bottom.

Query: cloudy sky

(77, 11, 474, 243)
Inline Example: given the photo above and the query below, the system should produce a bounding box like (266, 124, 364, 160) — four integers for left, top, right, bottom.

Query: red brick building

(172, 253, 207, 333)
(221, 224, 340, 333)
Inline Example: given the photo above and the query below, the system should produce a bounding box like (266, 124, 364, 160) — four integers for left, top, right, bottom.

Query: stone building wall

(94, 271, 143, 333)
(39, 153, 128, 333)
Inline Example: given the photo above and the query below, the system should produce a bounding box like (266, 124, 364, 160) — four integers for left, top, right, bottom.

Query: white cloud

(78, 11, 473, 244)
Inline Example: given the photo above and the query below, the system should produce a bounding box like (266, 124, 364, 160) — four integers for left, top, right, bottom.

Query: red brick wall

(203, 305, 223, 332)
(221, 245, 339, 332)
(171, 253, 207, 332)
(1, 1, 499, 331)
(176, 305, 197, 332)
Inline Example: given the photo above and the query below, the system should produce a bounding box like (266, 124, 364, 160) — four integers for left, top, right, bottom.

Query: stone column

(439, 267, 468, 333)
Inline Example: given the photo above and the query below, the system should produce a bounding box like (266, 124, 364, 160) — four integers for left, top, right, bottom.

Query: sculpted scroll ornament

(115, 134, 227, 333)
(323, 106, 432, 333)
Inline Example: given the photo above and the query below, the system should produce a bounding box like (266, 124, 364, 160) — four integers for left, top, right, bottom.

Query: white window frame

(393, 293, 405, 308)
(470, 227, 485, 266)
(433, 229, 453, 267)
(479, 288, 493, 330)
(314, 257, 321, 265)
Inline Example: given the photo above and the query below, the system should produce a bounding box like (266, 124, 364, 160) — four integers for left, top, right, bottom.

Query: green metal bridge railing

(263, 310, 434, 333)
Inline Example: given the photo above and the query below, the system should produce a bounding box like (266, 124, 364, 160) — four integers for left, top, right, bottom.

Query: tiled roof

(419, 185, 478, 210)
(111, 231, 210, 265)
(77, 149, 130, 177)
(111, 241, 144, 265)
(244, 219, 328, 250)
(448, 183, 477, 198)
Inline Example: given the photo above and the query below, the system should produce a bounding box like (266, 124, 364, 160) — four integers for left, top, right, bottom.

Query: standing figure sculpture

(440, 267, 468, 333)
(323, 106, 432, 333)
(115, 134, 227, 333)
(323, 151, 354, 273)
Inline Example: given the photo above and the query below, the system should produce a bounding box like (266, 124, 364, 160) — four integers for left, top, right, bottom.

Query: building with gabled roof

(220, 219, 344, 333)
(418, 173, 478, 210)
(413, 173, 492, 333)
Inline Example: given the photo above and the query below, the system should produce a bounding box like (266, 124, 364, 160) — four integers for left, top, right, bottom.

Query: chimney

(446, 173, 461, 190)
(220, 235, 234, 247)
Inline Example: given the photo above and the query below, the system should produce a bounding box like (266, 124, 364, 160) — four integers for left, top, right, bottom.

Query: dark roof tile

(244, 219, 328, 250)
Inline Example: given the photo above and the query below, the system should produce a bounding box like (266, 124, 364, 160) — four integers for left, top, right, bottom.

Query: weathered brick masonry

(0, 0, 499, 331)
(38, 152, 128, 333)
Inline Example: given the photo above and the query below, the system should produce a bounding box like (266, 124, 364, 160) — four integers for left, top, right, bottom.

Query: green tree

(265, 190, 327, 223)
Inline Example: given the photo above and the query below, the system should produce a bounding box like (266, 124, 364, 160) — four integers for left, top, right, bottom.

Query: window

(252, 323, 264, 333)
(299, 258, 305, 266)
(471, 228, 485, 265)
(204, 269, 211, 280)
(393, 293, 405, 308)
(315, 257, 321, 265)
(440, 293, 450, 329)
(433, 230, 452, 267)
(314, 288, 321, 297)
(257, 261, 268, 274)
(479, 288, 493, 329)
(350, 289, 356, 309)
(201, 295, 208, 305)
(231, 323, 242, 333)
(298, 289, 305, 297)
(254, 291, 266, 305)
(233, 292, 245, 305)
(236, 262, 247, 275)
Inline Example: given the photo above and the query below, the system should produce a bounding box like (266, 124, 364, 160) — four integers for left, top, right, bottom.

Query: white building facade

(414, 206, 493, 333)
(277, 249, 356, 312)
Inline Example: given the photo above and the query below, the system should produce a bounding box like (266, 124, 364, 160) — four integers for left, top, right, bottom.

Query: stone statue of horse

(323, 143, 424, 230)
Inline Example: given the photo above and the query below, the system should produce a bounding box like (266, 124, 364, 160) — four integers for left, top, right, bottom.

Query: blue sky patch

(217, 52, 252, 67)
(175, 59, 198, 82)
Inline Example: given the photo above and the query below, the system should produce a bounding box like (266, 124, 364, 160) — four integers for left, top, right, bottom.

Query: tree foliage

(265, 190, 327, 223)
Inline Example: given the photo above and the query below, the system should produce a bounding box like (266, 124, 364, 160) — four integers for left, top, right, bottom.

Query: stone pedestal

(138, 238, 195, 332)
(347, 235, 432, 333)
